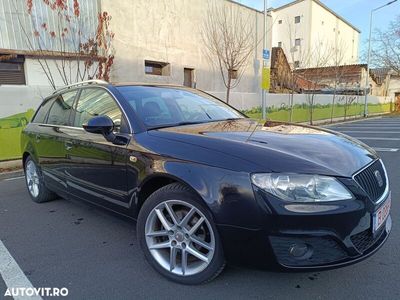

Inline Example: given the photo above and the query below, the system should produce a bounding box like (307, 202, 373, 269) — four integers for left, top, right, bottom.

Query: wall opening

(144, 60, 170, 76)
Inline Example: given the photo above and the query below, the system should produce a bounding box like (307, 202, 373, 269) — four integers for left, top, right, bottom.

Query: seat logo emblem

(374, 170, 383, 187)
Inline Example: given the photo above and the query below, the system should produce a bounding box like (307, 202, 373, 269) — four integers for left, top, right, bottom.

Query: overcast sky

(236, 0, 399, 56)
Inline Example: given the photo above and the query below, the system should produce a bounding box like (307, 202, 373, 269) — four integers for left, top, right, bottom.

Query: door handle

(65, 142, 73, 151)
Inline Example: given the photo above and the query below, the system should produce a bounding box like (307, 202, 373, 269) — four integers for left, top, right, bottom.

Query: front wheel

(137, 183, 225, 284)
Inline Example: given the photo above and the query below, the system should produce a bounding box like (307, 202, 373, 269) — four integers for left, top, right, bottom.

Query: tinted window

(47, 91, 77, 126)
(116, 86, 243, 128)
(73, 88, 122, 130)
(32, 97, 56, 123)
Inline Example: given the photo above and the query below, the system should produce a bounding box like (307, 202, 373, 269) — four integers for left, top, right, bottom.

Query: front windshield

(116, 86, 244, 128)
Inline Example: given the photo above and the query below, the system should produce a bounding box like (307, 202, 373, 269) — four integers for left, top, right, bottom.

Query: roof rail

(52, 79, 109, 94)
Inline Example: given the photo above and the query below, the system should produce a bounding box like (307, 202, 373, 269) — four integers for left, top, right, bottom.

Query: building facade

(271, 0, 360, 68)
(100, 0, 266, 108)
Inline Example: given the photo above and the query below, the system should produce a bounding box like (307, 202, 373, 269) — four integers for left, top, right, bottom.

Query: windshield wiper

(147, 121, 207, 130)
(147, 118, 244, 130)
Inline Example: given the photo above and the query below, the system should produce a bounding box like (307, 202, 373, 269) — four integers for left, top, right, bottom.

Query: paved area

(0, 117, 399, 300)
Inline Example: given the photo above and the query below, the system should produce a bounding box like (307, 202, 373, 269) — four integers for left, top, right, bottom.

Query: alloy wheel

(144, 200, 215, 276)
(26, 160, 40, 198)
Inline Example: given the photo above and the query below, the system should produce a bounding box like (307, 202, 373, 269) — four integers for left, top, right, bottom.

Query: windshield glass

(116, 86, 244, 128)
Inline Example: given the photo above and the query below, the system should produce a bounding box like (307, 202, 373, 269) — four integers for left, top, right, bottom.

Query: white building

(271, 0, 360, 68)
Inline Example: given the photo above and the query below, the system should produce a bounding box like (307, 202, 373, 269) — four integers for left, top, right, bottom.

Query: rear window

(32, 97, 55, 123)
(47, 90, 78, 126)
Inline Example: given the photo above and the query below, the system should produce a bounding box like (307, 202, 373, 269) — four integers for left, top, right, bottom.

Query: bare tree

(338, 92, 357, 121)
(15, 0, 115, 89)
(297, 39, 334, 124)
(330, 39, 348, 122)
(201, 1, 258, 103)
(370, 15, 400, 75)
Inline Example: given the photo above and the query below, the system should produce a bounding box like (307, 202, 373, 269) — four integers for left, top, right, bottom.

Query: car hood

(147, 119, 377, 177)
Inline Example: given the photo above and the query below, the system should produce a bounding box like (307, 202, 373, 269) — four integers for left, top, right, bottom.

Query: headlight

(251, 173, 353, 202)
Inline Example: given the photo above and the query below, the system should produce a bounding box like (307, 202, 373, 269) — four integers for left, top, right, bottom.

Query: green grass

(0, 110, 35, 161)
(244, 103, 391, 123)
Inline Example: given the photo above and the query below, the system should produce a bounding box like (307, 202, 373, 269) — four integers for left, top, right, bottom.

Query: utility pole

(364, 0, 398, 117)
(261, 0, 269, 120)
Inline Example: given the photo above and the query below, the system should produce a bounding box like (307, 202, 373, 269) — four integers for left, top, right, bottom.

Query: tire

(137, 183, 225, 284)
(24, 156, 57, 203)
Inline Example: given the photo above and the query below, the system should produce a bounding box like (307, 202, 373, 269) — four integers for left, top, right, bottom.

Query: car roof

(111, 82, 193, 89)
(43, 81, 195, 102)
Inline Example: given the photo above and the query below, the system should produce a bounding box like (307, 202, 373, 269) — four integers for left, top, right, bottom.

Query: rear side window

(73, 88, 123, 131)
(47, 90, 78, 126)
(32, 97, 56, 123)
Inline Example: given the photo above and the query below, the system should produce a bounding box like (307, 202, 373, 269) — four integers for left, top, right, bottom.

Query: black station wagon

(21, 80, 391, 284)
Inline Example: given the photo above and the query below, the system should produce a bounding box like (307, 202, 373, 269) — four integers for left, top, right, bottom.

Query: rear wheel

(24, 156, 57, 203)
(137, 183, 225, 284)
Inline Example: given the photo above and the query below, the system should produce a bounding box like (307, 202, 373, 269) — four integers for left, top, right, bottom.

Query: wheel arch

(137, 173, 205, 213)
(22, 151, 31, 169)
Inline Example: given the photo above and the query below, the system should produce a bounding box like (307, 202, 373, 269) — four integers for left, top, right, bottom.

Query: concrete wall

(0, 85, 53, 118)
(209, 91, 392, 111)
(0, 85, 53, 161)
(100, 0, 267, 97)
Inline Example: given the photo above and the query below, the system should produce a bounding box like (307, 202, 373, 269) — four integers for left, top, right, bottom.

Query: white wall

(271, 0, 311, 66)
(0, 85, 53, 118)
(24, 58, 94, 87)
(310, 1, 359, 66)
(210, 92, 393, 111)
(0, 85, 392, 120)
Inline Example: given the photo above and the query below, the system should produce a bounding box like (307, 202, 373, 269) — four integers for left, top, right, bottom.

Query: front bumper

(229, 185, 393, 270)
(269, 215, 391, 269)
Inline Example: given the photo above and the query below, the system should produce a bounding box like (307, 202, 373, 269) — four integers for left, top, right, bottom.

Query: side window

(47, 91, 78, 126)
(73, 88, 123, 132)
(32, 97, 56, 123)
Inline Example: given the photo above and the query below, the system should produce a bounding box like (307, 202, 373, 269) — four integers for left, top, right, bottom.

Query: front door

(63, 87, 131, 209)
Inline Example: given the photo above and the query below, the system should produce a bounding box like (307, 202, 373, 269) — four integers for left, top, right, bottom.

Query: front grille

(351, 226, 385, 254)
(354, 160, 387, 203)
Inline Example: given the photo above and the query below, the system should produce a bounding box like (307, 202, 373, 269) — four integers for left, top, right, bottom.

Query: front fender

(143, 161, 263, 230)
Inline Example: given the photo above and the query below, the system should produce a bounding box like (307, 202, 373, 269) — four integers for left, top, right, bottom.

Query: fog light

(289, 243, 313, 259)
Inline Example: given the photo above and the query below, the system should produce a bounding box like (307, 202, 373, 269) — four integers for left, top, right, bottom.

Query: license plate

(373, 194, 391, 233)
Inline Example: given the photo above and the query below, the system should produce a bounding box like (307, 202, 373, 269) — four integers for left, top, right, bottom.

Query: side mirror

(83, 115, 126, 145)
(83, 115, 114, 135)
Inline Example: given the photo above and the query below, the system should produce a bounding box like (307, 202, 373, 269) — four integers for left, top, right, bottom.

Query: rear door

(62, 87, 131, 208)
(33, 90, 78, 195)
